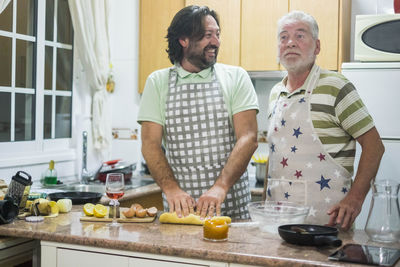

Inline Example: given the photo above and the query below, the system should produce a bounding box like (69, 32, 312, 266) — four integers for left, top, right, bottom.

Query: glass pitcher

(365, 179, 400, 243)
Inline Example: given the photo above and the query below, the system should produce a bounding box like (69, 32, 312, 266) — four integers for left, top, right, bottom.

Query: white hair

(277, 10, 319, 40)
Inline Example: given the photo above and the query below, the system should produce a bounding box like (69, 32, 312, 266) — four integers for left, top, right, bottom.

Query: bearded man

(138, 6, 259, 220)
(266, 11, 384, 230)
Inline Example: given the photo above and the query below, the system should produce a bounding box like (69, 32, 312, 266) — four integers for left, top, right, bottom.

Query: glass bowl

(248, 201, 310, 234)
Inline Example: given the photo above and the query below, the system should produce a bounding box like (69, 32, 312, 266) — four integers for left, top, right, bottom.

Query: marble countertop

(99, 182, 162, 205)
(1, 206, 398, 266)
(99, 174, 264, 204)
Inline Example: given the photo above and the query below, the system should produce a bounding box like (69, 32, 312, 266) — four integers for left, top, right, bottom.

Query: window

(0, 0, 73, 158)
(44, 0, 73, 139)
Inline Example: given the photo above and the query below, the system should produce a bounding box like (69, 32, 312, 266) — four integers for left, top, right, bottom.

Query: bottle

(44, 160, 57, 185)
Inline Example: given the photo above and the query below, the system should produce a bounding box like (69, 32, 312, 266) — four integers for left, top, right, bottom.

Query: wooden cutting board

(80, 207, 156, 223)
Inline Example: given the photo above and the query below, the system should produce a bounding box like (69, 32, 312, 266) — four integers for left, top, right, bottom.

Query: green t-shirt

(137, 63, 259, 126)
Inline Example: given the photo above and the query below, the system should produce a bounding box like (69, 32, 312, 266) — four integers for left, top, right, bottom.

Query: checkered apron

(163, 66, 251, 219)
(266, 66, 352, 224)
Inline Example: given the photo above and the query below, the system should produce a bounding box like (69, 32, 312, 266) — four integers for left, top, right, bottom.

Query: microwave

(354, 14, 400, 62)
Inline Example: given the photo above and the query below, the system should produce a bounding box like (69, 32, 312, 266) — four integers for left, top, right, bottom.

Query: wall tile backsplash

(253, 78, 282, 132)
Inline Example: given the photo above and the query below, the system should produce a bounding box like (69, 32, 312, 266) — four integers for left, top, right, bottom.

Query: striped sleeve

(310, 71, 375, 174)
(313, 72, 374, 139)
(334, 79, 374, 139)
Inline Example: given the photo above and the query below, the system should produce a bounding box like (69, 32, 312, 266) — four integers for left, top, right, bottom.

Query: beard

(279, 49, 316, 74)
(186, 44, 219, 71)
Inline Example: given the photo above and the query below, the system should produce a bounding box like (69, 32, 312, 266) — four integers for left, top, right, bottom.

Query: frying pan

(48, 192, 102, 205)
(278, 224, 342, 247)
(95, 160, 136, 183)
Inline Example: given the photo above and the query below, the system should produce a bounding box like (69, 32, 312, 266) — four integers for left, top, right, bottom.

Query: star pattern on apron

(267, 66, 352, 224)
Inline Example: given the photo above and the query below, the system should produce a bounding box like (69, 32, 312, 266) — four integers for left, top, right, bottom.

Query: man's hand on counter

(164, 187, 196, 218)
(195, 185, 226, 219)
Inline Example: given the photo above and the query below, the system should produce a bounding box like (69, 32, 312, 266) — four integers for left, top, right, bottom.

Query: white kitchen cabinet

(0, 237, 39, 267)
(229, 264, 263, 267)
(130, 257, 214, 266)
(57, 248, 129, 267)
(41, 241, 227, 267)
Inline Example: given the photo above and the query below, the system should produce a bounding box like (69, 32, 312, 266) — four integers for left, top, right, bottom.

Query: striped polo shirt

(268, 64, 375, 175)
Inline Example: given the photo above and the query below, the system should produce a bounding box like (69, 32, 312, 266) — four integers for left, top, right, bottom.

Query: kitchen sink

(60, 184, 106, 194)
(33, 174, 155, 195)
(59, 176, 155, 193)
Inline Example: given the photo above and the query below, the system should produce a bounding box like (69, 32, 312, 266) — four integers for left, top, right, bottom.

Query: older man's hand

(326, 195, 363, 231)
(164, 187, 196, 218)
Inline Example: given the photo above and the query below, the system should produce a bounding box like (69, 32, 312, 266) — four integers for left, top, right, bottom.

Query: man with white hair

(266, 11, 384, 230)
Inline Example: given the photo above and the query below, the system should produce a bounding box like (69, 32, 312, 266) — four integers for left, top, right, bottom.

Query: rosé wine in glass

(105, 173, 124, 227)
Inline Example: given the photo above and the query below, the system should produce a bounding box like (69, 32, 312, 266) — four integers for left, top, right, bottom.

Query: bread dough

(159, 212, 231, 225)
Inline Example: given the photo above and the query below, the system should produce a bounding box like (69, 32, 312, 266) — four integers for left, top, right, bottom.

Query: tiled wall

(253, 78, 282, 132)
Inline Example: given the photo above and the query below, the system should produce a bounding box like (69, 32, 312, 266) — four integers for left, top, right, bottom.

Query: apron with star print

(163, 66, 251, 220)
(266, 65, 352, 224)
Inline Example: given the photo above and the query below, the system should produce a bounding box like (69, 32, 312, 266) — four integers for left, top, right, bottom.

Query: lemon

(48, 201, 59, 215)
(93, 204, 107, 218)
(25, 200, 33, 210)
(57, 199, 72, 213)
(83, 203, 95, 216)
(34, 198, 50, 215)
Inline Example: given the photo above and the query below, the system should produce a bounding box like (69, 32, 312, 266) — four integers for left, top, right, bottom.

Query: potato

(136, 208, 147, 218)
(146, 207, 157, 217)
(122, 203, 154, 218)
(132, 203, 143, 211)
(122, 207, 135, 218)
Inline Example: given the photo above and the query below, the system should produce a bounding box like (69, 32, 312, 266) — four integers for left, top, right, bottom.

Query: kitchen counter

(98, 173, 264, 207)
(32, 173, 263, 213)
(31, 174, 164, 210)
(123, 173, 265, 199)
(0, 206, 398, 266)
(99, 182, 162, 205)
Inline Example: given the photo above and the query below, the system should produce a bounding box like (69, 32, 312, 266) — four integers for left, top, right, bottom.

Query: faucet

(81, 131, 93, 184)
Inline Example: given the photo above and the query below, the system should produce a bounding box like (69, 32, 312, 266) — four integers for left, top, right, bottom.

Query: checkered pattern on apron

(163, 66, 250, 219)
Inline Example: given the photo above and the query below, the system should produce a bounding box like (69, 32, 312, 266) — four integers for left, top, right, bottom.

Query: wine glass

(105, 173, 124, 227)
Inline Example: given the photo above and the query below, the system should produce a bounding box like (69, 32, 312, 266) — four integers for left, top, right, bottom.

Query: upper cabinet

(138, 0, 184, 94)
(241, 0, 351, 71)
(241, 0, 288, 71)
(138, 0, 351, 92)
(185, 0, 241, 66)
(289, 0, 351, 71)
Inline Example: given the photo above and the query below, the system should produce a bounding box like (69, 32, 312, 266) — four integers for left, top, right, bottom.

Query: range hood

(247, 70, 287, 80)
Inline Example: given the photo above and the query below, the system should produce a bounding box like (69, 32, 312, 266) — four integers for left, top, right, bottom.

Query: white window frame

(0, 0, 76, 168)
